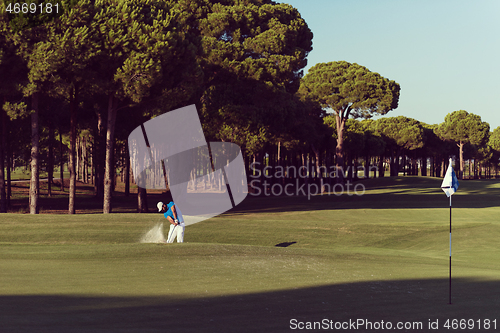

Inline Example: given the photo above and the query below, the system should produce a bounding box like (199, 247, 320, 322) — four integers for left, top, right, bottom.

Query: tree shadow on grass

(1, 278, 498, 333)
(8, 177, 500, 214)
(8, 190, 166, 214)
(228, 177, 500, 215)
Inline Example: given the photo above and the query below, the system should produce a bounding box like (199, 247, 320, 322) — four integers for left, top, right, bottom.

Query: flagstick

(441, 158, 458, 305)
(449, 195, 452, 305)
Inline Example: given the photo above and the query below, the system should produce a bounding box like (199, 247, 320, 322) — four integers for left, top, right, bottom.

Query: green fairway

(1, 177, 499, 332)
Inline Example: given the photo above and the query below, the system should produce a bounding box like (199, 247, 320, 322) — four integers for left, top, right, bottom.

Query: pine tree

(298, 61, 400, 181)
(436, 110, 490, 179)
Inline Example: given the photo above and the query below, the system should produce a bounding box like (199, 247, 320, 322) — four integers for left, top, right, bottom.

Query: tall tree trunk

(124, 139, 130, 197)
(390, 152, 395, 177)
(103, 94, 117, 214)
(353, 156, 358, 180)
(421, 156, 427, 177)
(137, 187, 148, 212)
(346, 153, 353, 181)
(311, 144, 324, 193)
(364, 155, 370, 179)
(76, 136, 80, 182)
(83, 136, 87, 182)
(69, 87, 78, 214)
(402, 155, 406, 176)
(335, 115, 345, 182)
(0, 106, 6, 212)
(90, 141, 94, 185)
(47, 122, 54, 197)
(325, 150, 332, 186)
(394, 149, 402, 176)
(301, 151, 308, 187)
(458, 141, 464, 180)
(95, 110, 105, 198)
(277, 141, 281, 166)
(378, 156, 384, 178)
(83, 136, 88, 183)
(112, 149, 116, 192)
(59, 129, 64, 191)
(82, 137, 86, 182)
(7, 142, 11, 208)
(80, 137, 84, 182)
(29, 93, 40, 214)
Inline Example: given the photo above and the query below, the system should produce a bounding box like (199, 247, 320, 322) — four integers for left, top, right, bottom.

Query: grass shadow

(228, 177, 500, 215)
(7, 176, 500, 214)
(1, 277, 498, 332)
(275, 241, 297, 247)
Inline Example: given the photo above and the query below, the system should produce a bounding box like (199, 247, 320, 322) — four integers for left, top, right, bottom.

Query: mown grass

(1, 177, 500, 332)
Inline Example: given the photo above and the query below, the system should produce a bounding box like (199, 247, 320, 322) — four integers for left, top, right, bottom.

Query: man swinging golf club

(157, 201, 185, 243)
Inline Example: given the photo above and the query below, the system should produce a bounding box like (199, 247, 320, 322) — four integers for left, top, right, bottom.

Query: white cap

(157, 202, 164, 212)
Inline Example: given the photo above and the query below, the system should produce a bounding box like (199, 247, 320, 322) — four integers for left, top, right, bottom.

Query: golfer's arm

(166, 216, 176, 225)
(171, 205, 178, 220)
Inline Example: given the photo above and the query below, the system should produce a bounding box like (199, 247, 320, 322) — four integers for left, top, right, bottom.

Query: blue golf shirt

(164, 203, 184, 223)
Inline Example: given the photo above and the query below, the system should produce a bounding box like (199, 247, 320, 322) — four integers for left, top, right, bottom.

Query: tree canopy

(374, 116, 424, 151)
(1, 0, 499, 213)
(298, 61, 400, 119)
(298, 61, 400, 178)
(436, 110, 489, 179)
(195, 0, 313, 155)
(488, 126, 500, 153)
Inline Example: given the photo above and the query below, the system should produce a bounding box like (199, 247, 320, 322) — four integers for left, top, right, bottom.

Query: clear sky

(281, 0, 500, 130)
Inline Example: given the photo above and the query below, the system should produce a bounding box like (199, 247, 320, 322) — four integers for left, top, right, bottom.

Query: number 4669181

(5, 2, 59, 14)
(444, 319, 497, 330)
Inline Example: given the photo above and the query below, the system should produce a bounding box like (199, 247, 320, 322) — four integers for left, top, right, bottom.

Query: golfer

(157, 201, 185, 243)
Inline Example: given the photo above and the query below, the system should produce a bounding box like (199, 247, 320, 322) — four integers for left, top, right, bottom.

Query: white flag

(441, 158, 459, 197)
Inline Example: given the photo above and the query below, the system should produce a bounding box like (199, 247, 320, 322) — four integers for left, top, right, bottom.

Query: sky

(281, 0, 500, 130)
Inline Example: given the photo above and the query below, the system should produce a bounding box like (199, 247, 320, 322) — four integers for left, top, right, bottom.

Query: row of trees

(249, 110, 499, 193)
(1, 0, 498, 214)
(0, 0, 315, 213)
